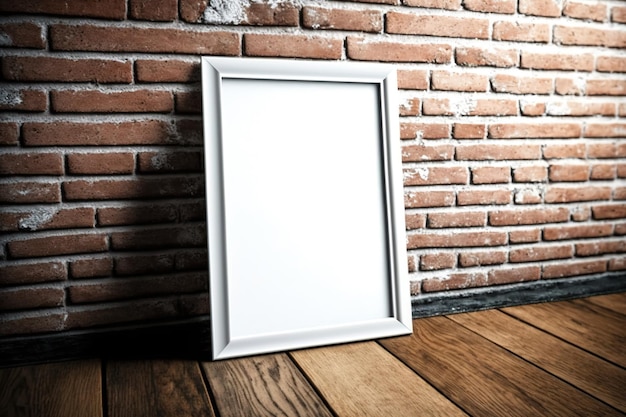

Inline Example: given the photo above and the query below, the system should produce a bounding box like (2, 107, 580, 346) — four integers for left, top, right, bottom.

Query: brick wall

(1, 0, 625, 338)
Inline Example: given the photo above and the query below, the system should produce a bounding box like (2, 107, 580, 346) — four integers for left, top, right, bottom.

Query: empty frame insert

(202, 57, 411, 360)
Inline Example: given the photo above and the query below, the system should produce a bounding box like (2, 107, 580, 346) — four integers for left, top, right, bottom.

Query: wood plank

(201, 353, 332, 417)
(503, 299, 626, 367)
(580, 292, 626, 315)
(106, 360, 214, 417)
(449, 308, 626, 413)
(380, 316, 621, 417)
(290, 341, 467, 417)
(0, 359, 102, 417)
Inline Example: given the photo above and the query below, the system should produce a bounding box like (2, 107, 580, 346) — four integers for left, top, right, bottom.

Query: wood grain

(450, 308, 626, 412)
(201, 353, 332, 417)
(106, 360, 214, 417)
(579, 292, 626, 315)
(503, 299, 626, 367)
(0, 359, 102, 417)
(291, 341, 467, 417)
(380, 316, 620, 417)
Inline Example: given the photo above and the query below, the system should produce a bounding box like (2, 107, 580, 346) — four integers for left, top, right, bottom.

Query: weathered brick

(0, 261, 66, 286)
(114, 254, 175, 276)
(347, 37, 451, 63)
(403, 0, 460, 9)
(489, 207, 570, 226)
(514, 188, 542, 205)
(587, 142, 618, 159)
(488, 266, 541, 284)
(592, 204, 626, 220)
(176, 249, 208, 271)
(458, 250, 507, 267)
(545, 101, 615, 117)
(543, 143, 585, 159)
(110, 226, 205, 251)
(419, 253, 456, 271)
(555, 77, 586, 96)
(8, 234, 107, 259)
(63, 177, 204, 201)
(457, 189, 511, 206)
(585, 123, 626, 138)
(509, 228, 541, 244)
(0, 181, 60, 204)
(303, 6, 382, 32)
(0, 0, 126, 19)
(399, 97, 421, 116)
(427, 211, 486, 228)
(0, 123, 19, 146)
(137, 151, 203, 173)
(2, 56, 132, 83)
(590, 164, 616, 180)
(51, 25, 240, 55)
(0, 313, 66, 336)
(386, 11, 489, 39)
(0, 22, 45, 49)
(136, 59, 200, 83)
(407, 231, 507, 249)
(492, 21, 550, 43)
(0, 152, 63, 176)
(175, 91, 202, 114)
(519, 0, 562, 17)
(432, 71, 488, 92)
(489, 123, 581, 139)
(402, 144, 454, 162)
(397, 70, 429, 90)
(422, 272, 488, 292)
(513, 166, 548, 183)
(549, 163, 590, 182)
(597, 56, 626, 73)
(510, 244, 573, 263)
(555, 26, 625, 49)
(453, 124, 486, 139)
(244, 3, 299, 26)
(563, 1, 607, 22)
(456, 47, 518, 68)
(520, 101, 546, 117)
(0, 287, 65, 311)
(179, 0, 207, 22)
(97, 204, 178, 227)
(67, 153, 135, 175)
(576, 240, 626, 257)
(405, 213, 427, 230)
(0, 207, 95, 232)
(612, 6, 626, 23)
(471, 166, 510, 184)
(609, 257, 626, 271)
(570, 206, 591, 222)
(0, 88, 46, 112)
(456, 144, 542, 161)
(423, 98, 517, 117)
(405, 190, 455, 208)
(464, 0, 515, 13)
(70, 257, 113, 279)
(491, 74, 552, 95)
(408, 255, 417, 274)
(51, 90, 173, 113)
(401, 123, 450, 139)
(245, 34, 342, 60)
(545, 186, 612, 203)
(129, 0, 177, 21)
(403, 166, 468, 186)
(521, 52, 594, 72)
(543, 260, 607, 279)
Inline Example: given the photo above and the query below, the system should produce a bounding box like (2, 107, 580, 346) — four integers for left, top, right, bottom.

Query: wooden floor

(1, 293, 625, 417)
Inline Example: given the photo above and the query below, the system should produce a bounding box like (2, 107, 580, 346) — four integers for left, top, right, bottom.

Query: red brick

(114, 254, 175, 276)
(0, 313, 65, 336)
(492, 21, 550, 43)
(2, 56, 132, 83)
(609, 257, 626, 271)
(589, 79, 626, 96)
(137, 151, 202, 173)
(175, 92, 202, 114)
(51, 90, 173, 113)
(8, 233, 107, 259)
(51, 25, 240, 55)
(546, 101, 615, 117)
(303, 6, 381, 32)
(175, 249, 208, 271)
(545, 186, 612, 203)
(0, 261, 66, 286)
(488, 266, 541, 284)
(386, 11, 489, 39)
(519, 0, 562, 17)
(179, 0, 207, 22)
(402, 144, 454, 162)
(136, 59, 200, 83)
(576, 240, 626, 257)
(590, 164, 616, 180)
(613, 6, 626, 23)
(490, 207, 569, 226)
(405, 190, 455, 208)
(597, 56, 626, 73)
(0, 122, 19, 146)
(0, 0, 126, 19)
(0, 88, 46, 112)
(492, 74, 552, 95)
(543, 143, 585, 159)
(397, 70, 429, 90)
(419, 252, 455, 271)
(471, 166, 510, 184)
(69, 272, 206, 304)
(70, 257, 113, 279)
(510, 244, 573, 263)
(64, 177, 204, 201)
(422, 272, 488, 292)
(555, 77, 586, 96)
(403, 0, 460, 9)
(489, 123, 581, 139)
(245, 34, 342, 60)
(457, 189, 511, 206)
(408, 231, 507, 249)
(65, 293, 209, 330)
(243, 3, 299, 26)
(0, 22, 45, 49)
(427, 211, 486, 228)
(513, 166, 548, 183)
(0, 152, 63, 175)
(403, 166, 468, 186)
(554, 26, 605, 47)
(129, 0, 177, 21)
(617, 223, 626, 235)
(619, 164, 626, 178)
(463, 0, 515, 13)
(423, 98, 517, 117)
(458, 250, 507, 267)
(549, 163, 590, 182)
(509, 228, 541, 244)
(405, 213, 427, 230)
(456, 144, 542, 160)
(401, 123, 450, 139)
(23, 121, 172, 146)
(543, 260, 606, 279)
(453, 124, 486, 139)
(521, 52, 594, 72)
(97, 204, 178, 227)
(563, 1, 607, 22)
(585, 123, 626, 138)
(587, 142, 618, 159)
(432, 71, 488, 92)
(0, 287, 65, 311)
(592, 204, 626, 220)
(347, 37, 451, 63)
(67, 153, 135, 175)
(456, 47, 518, 68)
(0, 207, 94, 232)
(110, 226, 205, 251)
(0, 181, 60, 204)
(408, 255, 417, 274)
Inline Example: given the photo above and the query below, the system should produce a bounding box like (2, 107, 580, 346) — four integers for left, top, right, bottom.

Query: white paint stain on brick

(18, 207, 57, 231)
(0, 32, 12, 46)
(0, 90, 22, 106)
(546, 101, 571, 116)
(203, 0, 310, 24)
(451, 97, 476, 117)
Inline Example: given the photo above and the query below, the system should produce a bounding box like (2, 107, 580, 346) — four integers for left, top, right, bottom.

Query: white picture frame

(202, 57, 412, 360)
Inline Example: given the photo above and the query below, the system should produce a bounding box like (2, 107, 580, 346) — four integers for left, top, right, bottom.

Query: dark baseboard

(1, 272, 625, 367)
